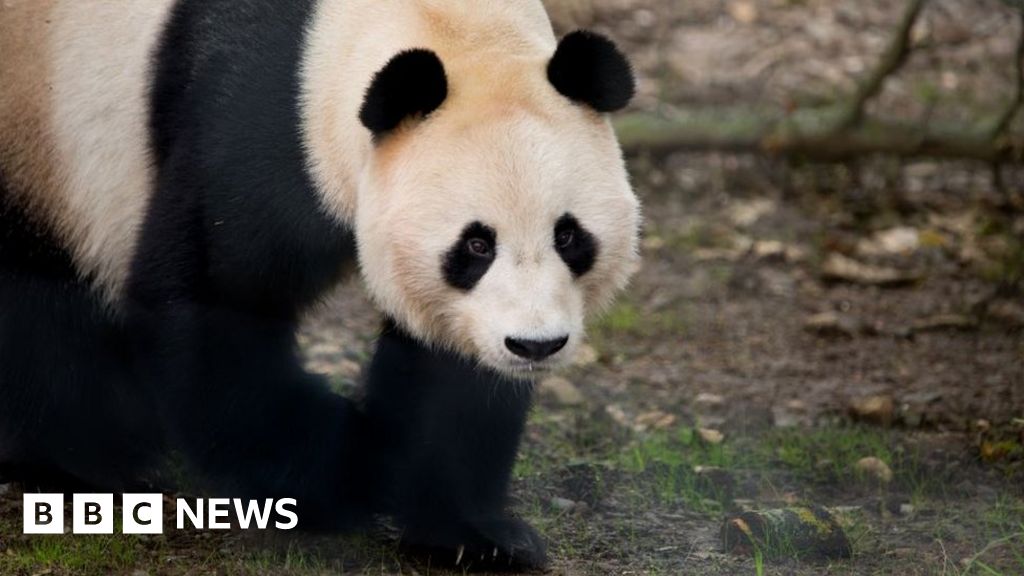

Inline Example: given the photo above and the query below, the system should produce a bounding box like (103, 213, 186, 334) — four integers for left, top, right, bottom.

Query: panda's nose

(505, 336, 569, 361)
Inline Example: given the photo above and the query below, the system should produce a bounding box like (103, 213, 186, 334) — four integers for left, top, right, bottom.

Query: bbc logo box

(23, 494, 164, 535)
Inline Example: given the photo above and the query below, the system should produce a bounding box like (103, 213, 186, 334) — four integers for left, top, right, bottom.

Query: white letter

(123, 494, 163, 534)
(207, 498, 231, 529)
(233, 499, 273, 530)
(23, 494, 64, 534)
(73, 494, 113, 534)
(274, 498, 298, 530)
(176, 499, 203, 530)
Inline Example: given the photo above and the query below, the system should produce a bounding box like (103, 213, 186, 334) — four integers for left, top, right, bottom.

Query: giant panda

(0, 0, 639, 567)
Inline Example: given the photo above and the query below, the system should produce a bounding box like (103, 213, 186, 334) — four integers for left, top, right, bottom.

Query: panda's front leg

(363, 323, 547, 570)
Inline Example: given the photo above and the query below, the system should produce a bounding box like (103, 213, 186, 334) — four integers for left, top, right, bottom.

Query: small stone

(337, 359, 362, 379)
(131, 571, 150, 576)
(752, 240, 787, 261)
(912, 314, 976, 333)
(857, 227, 920, 257)
(541, 376, 584, 406)
(635, 410, 677, 431)
(821, 253, 921, 287)
(855, 457, 893, 483)
(849, 395, 895, 427)
(694, 392, 726, 408)
(804, 311, 858, 339)
(604, 404, 631, 428)
(698, 428, 725, 445)
(899, 503, 915, 516)
(573, 344, 599, 367)
(550, 497, 576, 512)
(727, 1, 758, 24)
(729, 198, 774, 227)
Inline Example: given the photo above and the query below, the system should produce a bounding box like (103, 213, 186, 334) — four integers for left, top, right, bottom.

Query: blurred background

(2, 1, 1021, 575)
(304, 1, 1024, 573)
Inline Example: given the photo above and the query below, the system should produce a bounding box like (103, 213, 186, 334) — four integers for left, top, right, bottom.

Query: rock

(727, 1, 758, 25)
(541, 376, 584, 406)
(728, 198, 774, 227)
(550, 497, 576, 512)
(912, 314, 977, 333)
(899, 503, 915, 516)
(337, 359, 362, 379)
(635, 410, 677, 431)
(857, 227, 920, 257)
(604, 404, 631, 428)
(752, 240, 786, 261)
(804, 311, 859, 339)
(821, 253, 921, 287)
(572, 344, 599, 367)
(698, 428, 725, 445)
(849, 395, 896, 427)
(694, 392, 726, 408)
(855, 457, 893, 483)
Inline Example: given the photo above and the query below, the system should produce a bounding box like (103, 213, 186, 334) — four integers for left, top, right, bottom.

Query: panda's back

(0, 0, 178, 302)
(1, 0, 353, 308)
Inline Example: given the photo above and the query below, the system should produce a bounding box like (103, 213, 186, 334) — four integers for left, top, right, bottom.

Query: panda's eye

(555, 229, 575, 249)
(554, 213, 598, 277)
(466, 237, 493, 257)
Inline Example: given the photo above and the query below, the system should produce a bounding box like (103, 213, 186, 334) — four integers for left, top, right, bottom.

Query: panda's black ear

(548, 31, 635, 113)
(359, 49, 448, 135)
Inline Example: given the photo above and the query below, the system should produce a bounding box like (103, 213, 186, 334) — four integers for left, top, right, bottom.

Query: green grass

(1, 533, 141, 574)
(588, 300, 690, 352)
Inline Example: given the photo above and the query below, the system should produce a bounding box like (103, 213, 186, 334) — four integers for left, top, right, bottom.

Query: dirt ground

(2, 0, 1023, 574)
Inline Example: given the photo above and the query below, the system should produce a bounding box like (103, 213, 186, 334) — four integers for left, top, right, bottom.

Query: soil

(1, 0, 1022, 574)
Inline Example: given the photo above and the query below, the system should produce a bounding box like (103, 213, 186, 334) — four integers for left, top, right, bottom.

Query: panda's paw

(401, 516, 548, 571)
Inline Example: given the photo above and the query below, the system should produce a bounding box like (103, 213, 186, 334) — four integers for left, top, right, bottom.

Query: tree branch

(835, 0, 929, 130)
(991, 10, 1024, 139)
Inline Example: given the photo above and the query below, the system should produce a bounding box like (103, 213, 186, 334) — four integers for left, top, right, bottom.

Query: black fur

(359, 49, 448, 136)
(548, 31, 635, 113)
(1, 0, 544, 563)
(0, 178, 164, 492)
(554, 213, 599, 277)
(365, 321, 545, 569)
(442, 222, 498, 291)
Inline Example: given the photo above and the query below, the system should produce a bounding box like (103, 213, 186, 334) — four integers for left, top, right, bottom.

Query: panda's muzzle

(504, 336, 569, 361)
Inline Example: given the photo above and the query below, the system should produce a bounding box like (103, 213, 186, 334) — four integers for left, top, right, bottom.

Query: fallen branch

(614, 108, 1024, 162)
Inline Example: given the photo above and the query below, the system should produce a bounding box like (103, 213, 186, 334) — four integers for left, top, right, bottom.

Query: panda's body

(0, 0, 638, 566)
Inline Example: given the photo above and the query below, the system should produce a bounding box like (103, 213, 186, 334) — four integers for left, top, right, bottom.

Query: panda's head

(355, 31, 639, 378)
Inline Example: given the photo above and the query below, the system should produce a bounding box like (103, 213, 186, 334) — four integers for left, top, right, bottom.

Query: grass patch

(588, 300, 690, 350)
(0, 533, 140, 575)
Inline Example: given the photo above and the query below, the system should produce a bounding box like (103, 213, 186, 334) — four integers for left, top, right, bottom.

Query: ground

(1, 0, 1023, 574)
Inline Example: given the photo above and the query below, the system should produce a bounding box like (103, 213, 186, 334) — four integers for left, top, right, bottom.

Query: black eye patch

(442, 222, 497, 291)
(554, 213, 598, 277)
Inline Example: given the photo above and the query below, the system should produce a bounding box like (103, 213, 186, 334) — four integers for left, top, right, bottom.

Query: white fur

(2, 0, 640, 375)
(300, 0, 641, 377)
(51, 1, 175, 303)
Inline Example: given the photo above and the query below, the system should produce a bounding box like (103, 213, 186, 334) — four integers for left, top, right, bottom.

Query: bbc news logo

(23, 494, 298, 534)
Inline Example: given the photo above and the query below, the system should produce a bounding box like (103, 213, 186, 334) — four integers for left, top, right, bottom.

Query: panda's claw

(455, 544, 464, 565)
